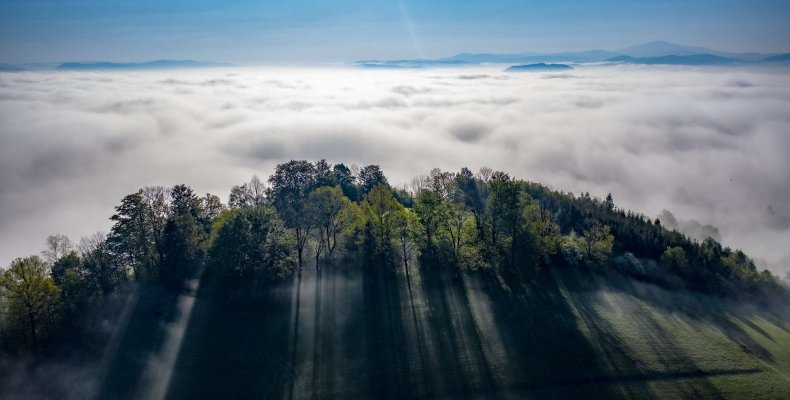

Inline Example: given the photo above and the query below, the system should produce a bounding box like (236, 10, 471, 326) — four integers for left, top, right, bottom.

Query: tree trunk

(28, 313, 38, 351)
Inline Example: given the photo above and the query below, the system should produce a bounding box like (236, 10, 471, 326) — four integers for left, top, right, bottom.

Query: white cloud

(1, 65, 789, 274)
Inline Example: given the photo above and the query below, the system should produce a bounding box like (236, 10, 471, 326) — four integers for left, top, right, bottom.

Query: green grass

(557, 272, 790, 399)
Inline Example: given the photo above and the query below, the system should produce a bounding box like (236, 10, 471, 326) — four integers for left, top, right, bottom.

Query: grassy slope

(151, 265, 790, 399)
(539, 270, 790, 399)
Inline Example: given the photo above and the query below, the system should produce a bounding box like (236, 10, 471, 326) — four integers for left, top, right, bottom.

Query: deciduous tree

(1, 256, 61, 350)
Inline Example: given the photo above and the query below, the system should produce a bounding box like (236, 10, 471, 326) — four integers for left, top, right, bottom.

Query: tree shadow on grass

(473, 266, 635, 399)
(162, 274, 293, 400)
(95, 283, 180, 400)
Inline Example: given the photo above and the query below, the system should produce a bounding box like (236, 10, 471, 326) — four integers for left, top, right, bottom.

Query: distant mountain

(606, 54, 739, 66)
(0, 64, 22, 72)
(615, 41, 776, 61)
(357, 59, 476, 69)
(356, 52, 612, 69)
(761, 53, 790, 63)
(56, 60, 233, 71)
(356, 40, 783, 68)
(505, 63, 573, 72)
(438, 53, 537, 64)
(614, 41, 721, 57)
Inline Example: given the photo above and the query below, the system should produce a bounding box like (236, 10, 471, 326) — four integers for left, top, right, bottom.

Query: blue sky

(1, 0, 789, 63)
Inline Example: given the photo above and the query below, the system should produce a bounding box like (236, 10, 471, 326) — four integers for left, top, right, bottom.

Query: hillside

(1, 162, 788, 399)
(606, 54, 739, 66)
(505, 63, 573, 72)
(55, 60, 232, 71)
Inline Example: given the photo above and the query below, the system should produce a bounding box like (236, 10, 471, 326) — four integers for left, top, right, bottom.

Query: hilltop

(1, 161, 788, 399)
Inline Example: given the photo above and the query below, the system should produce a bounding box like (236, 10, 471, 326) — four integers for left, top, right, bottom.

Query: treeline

(1, 160, 787, 354)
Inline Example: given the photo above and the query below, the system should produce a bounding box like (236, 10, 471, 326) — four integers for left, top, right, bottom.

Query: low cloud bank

(1, 65, 789, 274)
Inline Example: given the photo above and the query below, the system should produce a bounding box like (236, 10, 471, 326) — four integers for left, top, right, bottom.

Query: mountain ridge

(55, 59, 234, 71)
(355, 41, 785, 68)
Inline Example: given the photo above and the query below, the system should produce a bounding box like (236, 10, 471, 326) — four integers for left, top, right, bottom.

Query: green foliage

(228, 175, 266, 209)
(1, 256, 61, 350)
(560, 231, 585, 266)
(362, 184, 401, 267)
(3, 159, 787, 361)
(202, 193, 227, 220)
(207, 207, 294, 283)
(160, 185, 208, 289)
(413, 189, 445, 256)
(109, 191, 156, 280)
(80, 232, 125, 296)
(268, 160, 318, 270)
(391, 206, 423, 272)
(581, 223, 615, 265)
(51, 251, 97, 316)
(358, 164, 388, 196)
(661, 246, 689, 274)
(161, 212, 206, 289)
(332, 163, 359, 201)
(308, 186, 360, 263)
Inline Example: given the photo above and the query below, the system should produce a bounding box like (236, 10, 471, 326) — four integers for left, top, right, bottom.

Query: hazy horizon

(2, 1, 790, 64)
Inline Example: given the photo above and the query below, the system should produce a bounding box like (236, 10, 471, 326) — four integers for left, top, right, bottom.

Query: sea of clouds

(1, 65, 789, 275)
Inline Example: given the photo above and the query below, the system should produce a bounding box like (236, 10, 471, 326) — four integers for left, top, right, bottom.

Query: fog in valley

(1, 65, 789, 274)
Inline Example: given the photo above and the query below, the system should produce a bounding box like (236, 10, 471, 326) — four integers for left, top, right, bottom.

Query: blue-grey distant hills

(505, 63, 573, 72)
(606, 54, 738, 66)
(356, 41, 789, 68)
(357, 59, 476, 69)
(56, 60, 233, 71)
(440, 50, 617, 64)
(0, 64, 23, 72)
(761, 53, 790, 63)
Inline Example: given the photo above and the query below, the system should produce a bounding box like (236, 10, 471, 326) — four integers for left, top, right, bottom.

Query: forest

(2, 159, 786, 357)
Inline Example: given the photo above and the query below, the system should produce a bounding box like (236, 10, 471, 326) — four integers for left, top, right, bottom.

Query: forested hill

(1, 161, 789, 399)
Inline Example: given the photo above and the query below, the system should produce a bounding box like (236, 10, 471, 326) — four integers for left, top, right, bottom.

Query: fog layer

(1, 66, 788, 273)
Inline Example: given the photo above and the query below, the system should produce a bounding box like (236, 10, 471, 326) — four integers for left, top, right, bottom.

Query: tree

(202, 193, 226, 221)
(1, 256, 61, 350)
(604, 193, 614, 211)
(488, 171, 522, 262)
(229, 184, 252, 209)
(413, 189, 445, 256)
(51, 251, 97, 317)
(440, 202, 473, 265)
(160, 185, 207, 289)
(141, 186, 170, 268)
(581, 224, 614, 264)
(358, 164, 388, 196)
(208, 207, 294, 283)
(455, 167, 487, 243)
(362, 184, 400, 266)
(560, 231, 585, 266)
(41, 234, 72, 264)
(661, 246, 689, 274)
(268, 160, 317, 272)
(171, 184, 202, 219)
(229, 175, 267, 209)
(307, 186, 359, 264)
(428, 168, 456, 200)
(79, 232, 123, 295)
(333, 163, 358, 201)
(391, 207, 422, 274)
(109, 191, 154, 280)
(313, 159, 335, 189)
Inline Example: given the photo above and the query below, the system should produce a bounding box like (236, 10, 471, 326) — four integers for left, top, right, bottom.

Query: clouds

(1, 65, 789, 274)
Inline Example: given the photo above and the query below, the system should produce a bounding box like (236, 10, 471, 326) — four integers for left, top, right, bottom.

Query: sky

(1, 65, 789, 276)
(1, 0, 790, 64)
